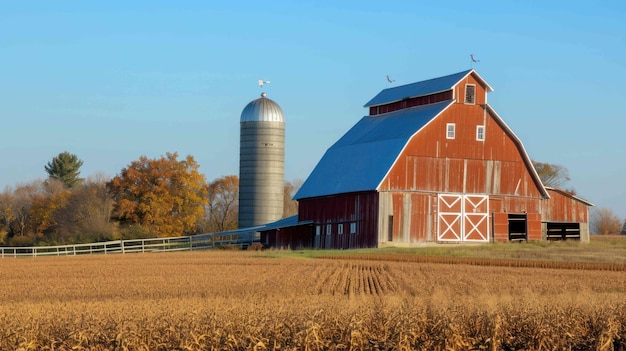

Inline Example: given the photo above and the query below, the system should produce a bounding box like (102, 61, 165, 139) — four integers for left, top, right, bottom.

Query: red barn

(263, 70, 593, 248)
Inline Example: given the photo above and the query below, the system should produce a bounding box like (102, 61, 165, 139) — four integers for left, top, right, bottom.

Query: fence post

(121, 240, 125, 254)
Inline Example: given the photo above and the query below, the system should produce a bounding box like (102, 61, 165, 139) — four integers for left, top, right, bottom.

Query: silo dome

(240, 93, 285, 123)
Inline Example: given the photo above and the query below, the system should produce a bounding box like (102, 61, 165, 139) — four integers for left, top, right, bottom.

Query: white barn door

(438, 194, 489, 242)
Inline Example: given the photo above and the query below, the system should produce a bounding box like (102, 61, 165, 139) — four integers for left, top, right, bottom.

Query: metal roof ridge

(364, 69, 474, 107)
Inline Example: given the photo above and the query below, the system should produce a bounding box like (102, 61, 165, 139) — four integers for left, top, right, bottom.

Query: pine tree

(45, 151, 84, 188)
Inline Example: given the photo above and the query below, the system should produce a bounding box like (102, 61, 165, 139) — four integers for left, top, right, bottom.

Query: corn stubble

(1, 252, 625, 350)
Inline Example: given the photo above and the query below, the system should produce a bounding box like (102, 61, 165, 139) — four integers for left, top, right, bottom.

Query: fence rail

(0, 231, 258, 258)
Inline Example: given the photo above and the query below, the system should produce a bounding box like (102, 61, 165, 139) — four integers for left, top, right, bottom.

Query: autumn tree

(28, 179, 71, 242)
(590, 207, 623, 235)
(0, 180, 64, 246)
(108, 153, 209, 238)
(204, 175, 239, 233)
(45, 151, 84, 188)
(532, 161, 571, 189)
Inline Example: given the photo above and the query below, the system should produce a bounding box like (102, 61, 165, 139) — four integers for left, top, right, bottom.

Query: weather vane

(470, 54, 480, 68)
(386, 75, 395, 87)
(258, 79, 270, 88)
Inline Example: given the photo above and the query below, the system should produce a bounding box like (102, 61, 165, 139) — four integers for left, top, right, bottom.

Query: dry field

(1, 250, 625, 350)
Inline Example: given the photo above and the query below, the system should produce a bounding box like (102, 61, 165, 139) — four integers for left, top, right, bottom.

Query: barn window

(338, 224, 344, 235)
(476, 125, 485, 141)
(350, 222, 356, 234)
(447, 123, 455, 139)
(315, 226, 321, 236)
(465, 84, 476, 104)
(326, 224, 332, 235)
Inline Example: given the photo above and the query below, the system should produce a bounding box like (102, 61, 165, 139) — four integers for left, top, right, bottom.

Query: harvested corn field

(1, 251, 626, 350)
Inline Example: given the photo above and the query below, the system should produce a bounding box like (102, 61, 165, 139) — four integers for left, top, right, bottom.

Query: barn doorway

(437, 194, 489, 242)
(508, 214, 527, 241)
(546, 222, 581, 241)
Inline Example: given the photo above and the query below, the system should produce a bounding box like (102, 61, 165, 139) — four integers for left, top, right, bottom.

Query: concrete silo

(238, 92, 285, 228)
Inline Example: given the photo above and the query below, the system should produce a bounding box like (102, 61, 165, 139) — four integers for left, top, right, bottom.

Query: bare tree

(590, 207, 623, 235)
(50, 176, 116, 243)
(204, 175, 239, 232)
(532, 161, 571, 189)
(284, 179, 303, 218)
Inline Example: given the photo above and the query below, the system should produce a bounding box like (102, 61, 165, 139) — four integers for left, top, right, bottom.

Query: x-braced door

(438, 194, 489, 242)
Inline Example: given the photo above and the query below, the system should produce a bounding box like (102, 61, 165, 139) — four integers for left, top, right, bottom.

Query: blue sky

(1, 1, 625, 218)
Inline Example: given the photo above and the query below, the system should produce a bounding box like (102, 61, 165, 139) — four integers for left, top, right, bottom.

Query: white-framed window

(315, 225, 321, 236)
(465, 84, 476, 104)
(446, 123, 455, 139)
(338, 223, 344, 235)
(476, 125, 485, 141)
(350, 222, 356, 234)
(326, 224, 332, 235)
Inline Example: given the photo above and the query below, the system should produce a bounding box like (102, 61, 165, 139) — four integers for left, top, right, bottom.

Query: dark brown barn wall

(298, 191, 379, 249)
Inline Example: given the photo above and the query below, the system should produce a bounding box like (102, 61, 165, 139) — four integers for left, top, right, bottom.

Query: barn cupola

(364, 69, 493, 116)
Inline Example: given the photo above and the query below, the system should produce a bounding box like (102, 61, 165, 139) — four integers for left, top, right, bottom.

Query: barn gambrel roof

(294, 100, 454, 200)
(294, 70, 548, 201)
(364, 69, 493, 108)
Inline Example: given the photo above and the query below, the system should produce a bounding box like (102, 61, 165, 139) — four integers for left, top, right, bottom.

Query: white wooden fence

(0, 230, 258, 258)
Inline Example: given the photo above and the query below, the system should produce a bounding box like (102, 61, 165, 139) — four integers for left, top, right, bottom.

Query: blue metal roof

(294, 100, 453, 200)
(364, 70, 473, 107)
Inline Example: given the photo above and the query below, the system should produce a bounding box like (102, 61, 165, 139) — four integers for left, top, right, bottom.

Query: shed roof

(364, 69, 493, 107)
(294, 100, 453, 200)
(545, 187, 595, 207)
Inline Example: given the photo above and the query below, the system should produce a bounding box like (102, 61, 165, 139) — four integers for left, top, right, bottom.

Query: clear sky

(1, 1, 625, 219)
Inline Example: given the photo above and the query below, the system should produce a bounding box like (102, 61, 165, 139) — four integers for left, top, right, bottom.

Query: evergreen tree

(45, 151, 84, 188)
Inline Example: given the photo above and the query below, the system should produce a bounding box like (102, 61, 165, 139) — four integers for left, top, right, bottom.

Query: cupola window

(465, 84, 476, 104)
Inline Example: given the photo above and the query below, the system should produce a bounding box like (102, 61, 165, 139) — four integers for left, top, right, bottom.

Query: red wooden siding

(298, 191, 379, 249)
(379, 192, 434, 243)
(492, 212, 509, 242)
(452, 74, 487, 106)
(541, 189, 589, 223)
(380, 103, 543, 200)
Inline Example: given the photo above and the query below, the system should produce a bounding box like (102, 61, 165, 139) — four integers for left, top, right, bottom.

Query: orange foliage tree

(108, 153, 209, 238)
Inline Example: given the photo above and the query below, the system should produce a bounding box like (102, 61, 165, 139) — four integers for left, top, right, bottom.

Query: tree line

(0, 153, 623, 246)
(0, 152, 300, 246)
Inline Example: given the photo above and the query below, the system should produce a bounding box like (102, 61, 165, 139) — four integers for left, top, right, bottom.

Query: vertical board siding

(381, 103, 542, 200)
(298, 191, 379, 249)
(492, 212, 509, 242)
(541, 189, 589, 223)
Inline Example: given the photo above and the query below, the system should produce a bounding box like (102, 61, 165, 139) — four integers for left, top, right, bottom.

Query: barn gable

(379, 103, 548, 199)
